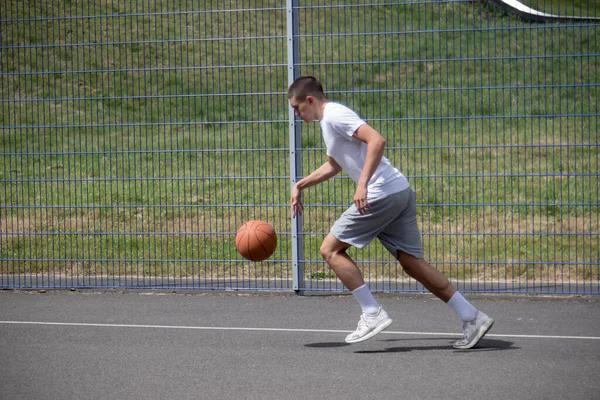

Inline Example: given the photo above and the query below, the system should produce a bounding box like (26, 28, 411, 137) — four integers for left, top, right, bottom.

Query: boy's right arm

(291, 157, 341, 217)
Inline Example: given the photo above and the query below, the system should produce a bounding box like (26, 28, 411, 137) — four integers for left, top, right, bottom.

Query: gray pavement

(1, 290, 599, 400)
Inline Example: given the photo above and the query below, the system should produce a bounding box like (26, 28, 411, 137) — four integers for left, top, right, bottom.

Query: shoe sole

(345, 318, 393, 344)
(454, 317, 495, 349)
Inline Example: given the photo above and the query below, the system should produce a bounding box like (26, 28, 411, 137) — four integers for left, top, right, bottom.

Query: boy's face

(289, 96, 317, 122)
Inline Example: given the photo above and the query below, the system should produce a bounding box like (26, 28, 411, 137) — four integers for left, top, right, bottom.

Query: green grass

(1, 0, 598, 284)
(525, 0, 600, 17)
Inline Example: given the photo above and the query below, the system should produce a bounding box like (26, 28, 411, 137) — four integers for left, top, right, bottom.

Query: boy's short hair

(287, 76, 326, 101)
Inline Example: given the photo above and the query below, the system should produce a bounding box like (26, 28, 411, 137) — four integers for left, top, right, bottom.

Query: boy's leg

(320, 234, 392, 343)
(396, 251, 494, 349)
(395, 251, 456, 302)
(319, 233, 364, 291)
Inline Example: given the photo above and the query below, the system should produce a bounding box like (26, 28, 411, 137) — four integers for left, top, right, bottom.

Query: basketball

(236, 220, 278, 262)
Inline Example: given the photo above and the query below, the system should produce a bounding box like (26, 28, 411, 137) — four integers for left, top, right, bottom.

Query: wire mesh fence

(1, 0, 599, 294)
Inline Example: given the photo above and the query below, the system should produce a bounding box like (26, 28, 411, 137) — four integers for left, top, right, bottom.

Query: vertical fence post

(287, 0, 304, 293)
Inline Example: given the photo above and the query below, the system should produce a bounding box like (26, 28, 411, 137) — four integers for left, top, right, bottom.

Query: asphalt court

(1, 290, 599, 400)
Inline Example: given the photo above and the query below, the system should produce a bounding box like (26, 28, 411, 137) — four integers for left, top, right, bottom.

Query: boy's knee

(319, 242, 345, 263)
(397, 251, 421, 272)
(400, 262, 416, 275)
(320, 235, 351, 263)
(319, 243, 333, 261)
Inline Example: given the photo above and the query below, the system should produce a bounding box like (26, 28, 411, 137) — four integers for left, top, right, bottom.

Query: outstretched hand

(291, 185, 304, 218)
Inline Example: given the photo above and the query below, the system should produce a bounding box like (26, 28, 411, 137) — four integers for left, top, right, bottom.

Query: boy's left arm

(353, 124, 386, 214)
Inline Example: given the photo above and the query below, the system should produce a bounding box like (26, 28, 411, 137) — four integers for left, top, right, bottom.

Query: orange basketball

(236, 220, 278, 262)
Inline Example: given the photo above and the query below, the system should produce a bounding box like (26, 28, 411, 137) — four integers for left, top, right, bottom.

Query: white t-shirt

(320, 102, 410, 200)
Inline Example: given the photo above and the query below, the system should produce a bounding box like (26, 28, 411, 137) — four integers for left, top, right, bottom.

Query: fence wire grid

(1, 0, 599, 294)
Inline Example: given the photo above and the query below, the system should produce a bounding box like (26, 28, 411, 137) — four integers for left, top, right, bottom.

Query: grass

(524, 0, 600, 17)
(1, 0, 599, 285)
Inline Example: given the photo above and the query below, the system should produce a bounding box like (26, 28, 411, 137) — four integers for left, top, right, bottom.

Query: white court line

(1, 320, 599, 341)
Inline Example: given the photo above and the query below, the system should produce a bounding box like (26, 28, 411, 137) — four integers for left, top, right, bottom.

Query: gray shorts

(330, 188, 424, 259)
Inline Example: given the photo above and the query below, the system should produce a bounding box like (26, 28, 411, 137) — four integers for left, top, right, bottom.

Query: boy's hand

(291, 185, 304, 218)
(354, 185, 370, 214)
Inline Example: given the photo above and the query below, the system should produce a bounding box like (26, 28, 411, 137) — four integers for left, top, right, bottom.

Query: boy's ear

(306, 95, 314, 104)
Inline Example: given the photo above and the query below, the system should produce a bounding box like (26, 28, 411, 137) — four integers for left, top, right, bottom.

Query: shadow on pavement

(304, 338, 518, 353)
(354, 338, 517, 353)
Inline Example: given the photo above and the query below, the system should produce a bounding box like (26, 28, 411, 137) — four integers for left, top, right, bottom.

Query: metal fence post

(287, 0, 304, 294)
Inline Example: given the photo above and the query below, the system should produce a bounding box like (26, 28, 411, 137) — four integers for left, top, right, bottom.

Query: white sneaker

(453, 311, 495, 349)
(345, 307, 393, 344)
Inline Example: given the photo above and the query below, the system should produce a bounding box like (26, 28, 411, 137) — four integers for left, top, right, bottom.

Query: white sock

(447, 291, 478, 322)
(351, 284, 380, 315)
